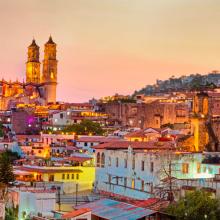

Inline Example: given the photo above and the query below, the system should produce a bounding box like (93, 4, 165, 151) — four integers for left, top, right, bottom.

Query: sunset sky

(0, 0, 220, 102)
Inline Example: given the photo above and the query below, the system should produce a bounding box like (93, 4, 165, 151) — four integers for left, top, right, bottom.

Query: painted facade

(94, 142, 218, 200)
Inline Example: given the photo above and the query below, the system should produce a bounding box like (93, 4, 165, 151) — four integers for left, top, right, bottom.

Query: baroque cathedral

(0, 36, 58, 110)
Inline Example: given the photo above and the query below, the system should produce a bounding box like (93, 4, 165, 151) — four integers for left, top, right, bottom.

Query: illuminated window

(62, 174, 65, 180)
(197, 163, 201, 173)
(182, 163, 189, 174)
(67, 174, 69, 179)
(141, 180, 145, 191)
(131, 179, 135, 189)
(72, 174, 74, 179)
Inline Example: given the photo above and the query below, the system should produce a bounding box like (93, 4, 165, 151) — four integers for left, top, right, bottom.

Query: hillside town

(1, 37, 220, 220)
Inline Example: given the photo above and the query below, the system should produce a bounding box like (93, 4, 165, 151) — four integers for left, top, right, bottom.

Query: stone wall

(100, 101, 189, 129)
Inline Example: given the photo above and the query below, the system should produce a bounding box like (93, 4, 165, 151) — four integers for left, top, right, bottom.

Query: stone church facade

(0, 36, 58, 110)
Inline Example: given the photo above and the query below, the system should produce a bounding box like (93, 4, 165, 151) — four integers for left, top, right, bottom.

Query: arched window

(96, 152, 100, 167)
(101, 153, 105, 168)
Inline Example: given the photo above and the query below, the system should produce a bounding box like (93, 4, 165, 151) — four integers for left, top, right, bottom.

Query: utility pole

(57, 186, 61, 211)
(75, 183, 78, 206)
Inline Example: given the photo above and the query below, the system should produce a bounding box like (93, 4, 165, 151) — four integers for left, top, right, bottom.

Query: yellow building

(15, 159, 95, 193)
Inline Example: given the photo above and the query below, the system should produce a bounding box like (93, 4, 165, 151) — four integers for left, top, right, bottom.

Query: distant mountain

(133, 71, 220, 96)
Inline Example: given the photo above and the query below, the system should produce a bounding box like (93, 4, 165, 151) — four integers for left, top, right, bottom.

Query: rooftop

(15, 165, 83, 174)
(62, 208, 91, 219)
(76, 198, 156, 220)
(93, 140, 175, 150)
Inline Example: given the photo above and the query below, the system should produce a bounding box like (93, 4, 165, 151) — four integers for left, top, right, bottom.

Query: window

(131, 179, 135, 189)
(67, 174, 69, 179)
(72, 174, 74, 179)
(101, 153, 105, 168)
(108, 157, 111, 166)
(197, 163, 201, 173)
(49, 175, 54, 182)
(84, 142, 88, 147)
(62, 174, 65, 180)
(96, 152, 100, 167)
(132, 158, 135, 170)
(108, 174, 111, 183)
(76, 174, 79, 180)
(150, 162, 154, 173)
(116, 157, 119, 167)
(141, 161, 144, 171)
(124, 159, 127, 168)
(116, 177, 119, 185)
(182, 163, 189, 174)
(124, 177, 127, 187)
(141, 180, 145, 191)
(60, 113, 64, 119)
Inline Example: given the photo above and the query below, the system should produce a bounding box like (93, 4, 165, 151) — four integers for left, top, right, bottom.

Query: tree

(63, 119, 104, 135)
(3, 150, 19, 163)
(0, 153, 15, 185)
(165, 190, 220, 220)
(5, 206, 18, 220)
(0, 123, 4, 138)
(154, 150, 179, 202)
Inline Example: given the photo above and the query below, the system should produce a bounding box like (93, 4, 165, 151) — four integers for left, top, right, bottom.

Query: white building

(8, 188, 56, 219)
(93, 140, 213, 200)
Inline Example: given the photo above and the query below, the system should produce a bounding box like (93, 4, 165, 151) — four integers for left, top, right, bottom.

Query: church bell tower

(26, 39, 41, 83)
(42, 36, 58, 103)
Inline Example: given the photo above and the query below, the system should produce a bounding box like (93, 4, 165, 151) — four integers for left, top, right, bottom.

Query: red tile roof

(63, 156, 92, 163)
(93, 140, 175, 150)
(16, 166, 83, 174)
(62, 208, 91, 218)
(124, 127, 169, 138)
(77, 136, 121, 143)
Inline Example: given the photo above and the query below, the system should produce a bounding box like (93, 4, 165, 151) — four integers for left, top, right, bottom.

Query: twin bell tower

(26, 36, 57, 104)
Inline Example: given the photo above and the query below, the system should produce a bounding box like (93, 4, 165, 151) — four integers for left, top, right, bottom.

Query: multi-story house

(93, 140, 214, 200)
